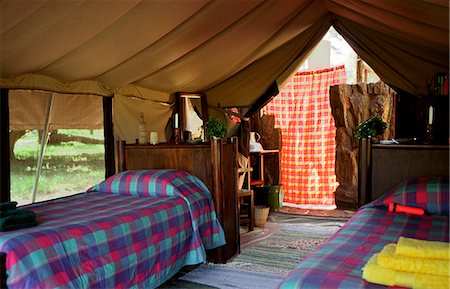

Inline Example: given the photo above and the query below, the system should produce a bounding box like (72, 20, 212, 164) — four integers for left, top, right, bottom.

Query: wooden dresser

(117, 139, 239, 263)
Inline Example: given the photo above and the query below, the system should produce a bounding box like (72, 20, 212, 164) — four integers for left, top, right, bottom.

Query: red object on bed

(388, 202, 425, 216)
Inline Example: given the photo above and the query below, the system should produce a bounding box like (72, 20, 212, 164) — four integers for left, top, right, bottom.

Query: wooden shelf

(249, 149, 280, 186)
(124, 142, 210, 149)
(372, 144, 449, 150)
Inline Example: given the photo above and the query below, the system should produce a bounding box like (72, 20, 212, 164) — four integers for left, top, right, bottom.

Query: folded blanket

(0, 201, 18, 215)
(362, 254, 449, 289)
(0, 209, 37, 231)
(396, 237, 450, 260)
(377, 244, 449, 277)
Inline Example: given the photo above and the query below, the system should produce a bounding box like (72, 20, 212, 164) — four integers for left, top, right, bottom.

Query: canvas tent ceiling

(0, 0, 448, 111)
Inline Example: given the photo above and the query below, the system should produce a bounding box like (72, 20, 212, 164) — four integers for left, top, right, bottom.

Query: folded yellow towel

(362, 253, 449, 289)
(396, 237, 450, 260)
(378, 243, 449, 277)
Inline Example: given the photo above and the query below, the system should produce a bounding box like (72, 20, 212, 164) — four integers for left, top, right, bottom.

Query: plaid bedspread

(88, 169, 226, 250)
(278, 207, 449, 289)
(0, 173, 226, 289)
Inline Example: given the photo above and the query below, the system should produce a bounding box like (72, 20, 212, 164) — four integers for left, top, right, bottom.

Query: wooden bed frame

(359, 143, 449, 206)
(0, 253, 5, 289)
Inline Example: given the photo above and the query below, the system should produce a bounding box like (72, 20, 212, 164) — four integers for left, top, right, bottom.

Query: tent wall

(1, 74, 111, 97)
(9, 90, 104, 130)
(113, 94, 173, 144)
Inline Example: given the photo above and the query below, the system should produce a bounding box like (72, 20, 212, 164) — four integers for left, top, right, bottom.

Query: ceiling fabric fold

(0, 74, 112, 97)
(333, 17, 448, 96)
(0, 0, 448, 109)
(206, 13, 332, 108)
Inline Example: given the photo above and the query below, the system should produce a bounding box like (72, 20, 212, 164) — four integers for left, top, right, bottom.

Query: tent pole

(31, 94, 54, 203)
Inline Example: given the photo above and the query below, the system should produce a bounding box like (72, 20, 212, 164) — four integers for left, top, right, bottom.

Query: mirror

(177, 93, 208, 143)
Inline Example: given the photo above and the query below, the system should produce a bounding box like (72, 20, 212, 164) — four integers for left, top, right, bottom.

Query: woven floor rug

(159, 279, 219, 289)
(180, 215, 345, 289)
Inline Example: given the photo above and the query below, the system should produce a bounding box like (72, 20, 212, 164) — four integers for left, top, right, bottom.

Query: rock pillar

(330, 82, 396, 209)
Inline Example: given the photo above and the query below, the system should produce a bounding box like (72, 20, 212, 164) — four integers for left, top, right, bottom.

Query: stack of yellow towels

(362, 237, 449, 289)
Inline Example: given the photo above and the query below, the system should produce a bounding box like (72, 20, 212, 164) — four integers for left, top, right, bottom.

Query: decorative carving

(330, 82, 396, 209)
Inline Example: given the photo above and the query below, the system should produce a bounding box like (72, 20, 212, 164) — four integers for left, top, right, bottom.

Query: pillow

(372, 177, 449, 215)
(87, 169, 210, 199)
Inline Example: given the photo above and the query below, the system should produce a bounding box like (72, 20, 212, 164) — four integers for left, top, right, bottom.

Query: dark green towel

(0, 209, 37, 232)
(0, 201, 18, 214)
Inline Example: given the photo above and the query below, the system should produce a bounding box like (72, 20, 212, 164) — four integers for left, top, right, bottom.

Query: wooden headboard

(359, 143, 449, 206)
(117, 141, 215, 191)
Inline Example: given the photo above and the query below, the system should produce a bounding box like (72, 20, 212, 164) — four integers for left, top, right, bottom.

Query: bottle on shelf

(138, 112, 147, 144)
(173, 112, 180, 144)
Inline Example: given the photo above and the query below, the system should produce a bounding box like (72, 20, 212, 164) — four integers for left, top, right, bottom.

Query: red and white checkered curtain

(263, 65, 346, 209)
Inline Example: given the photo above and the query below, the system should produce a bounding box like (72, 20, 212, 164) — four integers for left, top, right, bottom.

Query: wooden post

(117, 140, 126, 172)
(0, 89, 10, 203)
(356, 56, 364, 83)
(103, 97, 115, 178)
(358, 138, 372, 207)
(210, 138, 223, 220)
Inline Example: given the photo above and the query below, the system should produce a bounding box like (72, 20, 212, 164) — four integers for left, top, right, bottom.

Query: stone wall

(330, 82, 396, 209)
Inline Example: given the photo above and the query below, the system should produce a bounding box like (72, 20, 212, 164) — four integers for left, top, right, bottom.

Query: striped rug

(180, 215, 345, 289)
(222, 226, 336, 274)
(160, 279, 219, 289)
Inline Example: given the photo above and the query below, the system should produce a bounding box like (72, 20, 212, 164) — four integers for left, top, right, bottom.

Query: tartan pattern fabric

(88, 169, 225, 248)
(278, 207, 449, 289)
(263, 66, 346, 206)
(369, 176, 449, 216)
(88, 169, 210, 199)
(0, 172, 226, 289)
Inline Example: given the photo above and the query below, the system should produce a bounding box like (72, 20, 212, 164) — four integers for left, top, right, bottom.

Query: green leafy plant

(355, 115, 387, 140)
(206, 117, 228, 139)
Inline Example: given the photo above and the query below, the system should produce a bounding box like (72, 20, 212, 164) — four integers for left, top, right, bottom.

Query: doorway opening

(261, 26, 379, 210)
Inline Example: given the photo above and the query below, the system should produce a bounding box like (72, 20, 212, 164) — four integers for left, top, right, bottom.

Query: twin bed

(278, 176, 449, 289)
(0, 169, 225, 289)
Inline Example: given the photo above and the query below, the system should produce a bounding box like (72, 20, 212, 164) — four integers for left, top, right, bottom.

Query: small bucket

(254, 185, 283, 212)
(254, 206, 270, 228)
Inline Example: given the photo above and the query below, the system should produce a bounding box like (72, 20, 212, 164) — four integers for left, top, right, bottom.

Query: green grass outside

(11, 130, 105, 204)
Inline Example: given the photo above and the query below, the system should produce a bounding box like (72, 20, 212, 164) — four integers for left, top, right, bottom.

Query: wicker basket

(254, 206, 270, 228)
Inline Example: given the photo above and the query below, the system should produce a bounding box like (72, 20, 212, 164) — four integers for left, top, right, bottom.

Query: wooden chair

(237, 153, 254, 232)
